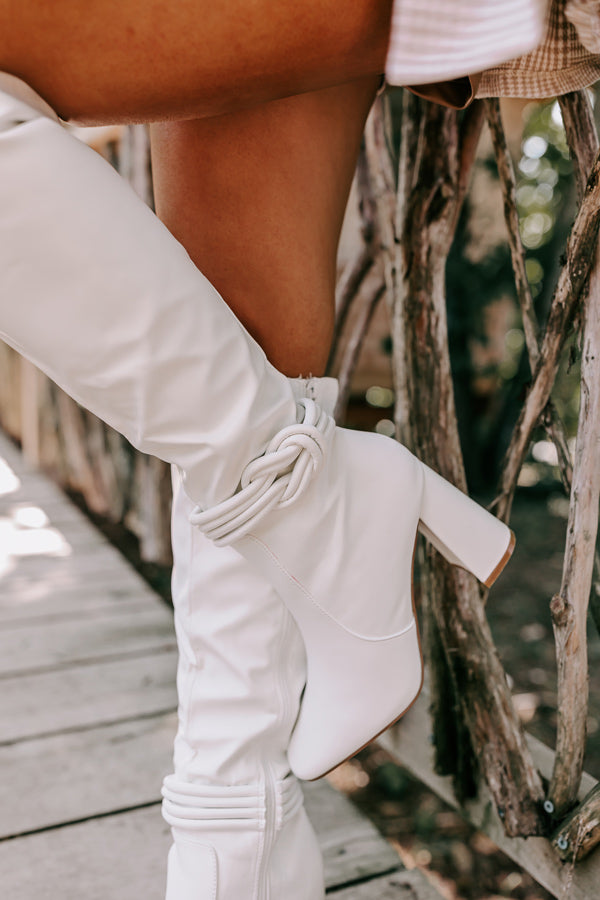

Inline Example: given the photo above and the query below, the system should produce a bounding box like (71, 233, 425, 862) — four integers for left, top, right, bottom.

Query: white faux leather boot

(0, 75, 514, 783)
(163, 378, 335, 900)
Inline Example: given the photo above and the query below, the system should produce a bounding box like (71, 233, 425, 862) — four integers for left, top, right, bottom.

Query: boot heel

(418, 463, 515, 587)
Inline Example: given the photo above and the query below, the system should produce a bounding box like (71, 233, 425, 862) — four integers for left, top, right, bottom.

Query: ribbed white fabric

(161, 775, 304, 831)
(385, 0, 550, 85)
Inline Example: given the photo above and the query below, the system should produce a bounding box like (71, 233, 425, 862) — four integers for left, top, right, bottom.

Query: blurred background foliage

(363, 94, 597, 498)
(449, 98, 581, 495)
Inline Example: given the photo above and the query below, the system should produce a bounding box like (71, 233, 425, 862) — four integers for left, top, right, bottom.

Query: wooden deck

(0, 430, 443, 899)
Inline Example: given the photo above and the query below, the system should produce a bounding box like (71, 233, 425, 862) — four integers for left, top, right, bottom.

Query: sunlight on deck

(0, 453, 72, 581)
(0, 455, 20, 496)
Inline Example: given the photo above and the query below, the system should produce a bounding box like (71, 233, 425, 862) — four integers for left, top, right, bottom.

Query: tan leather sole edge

(484, 529, 516, 588)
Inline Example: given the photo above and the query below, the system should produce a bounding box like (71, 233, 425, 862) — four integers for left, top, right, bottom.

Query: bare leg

(150, 76, 379, 375)
(0, 0, 391, 123)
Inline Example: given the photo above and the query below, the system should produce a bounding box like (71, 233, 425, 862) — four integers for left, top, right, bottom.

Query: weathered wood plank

(331, 870, 445, 899)
(0, 715, 399, 884)
(304, 778, 400, 886)
(1, 538, 148, 578)
(1, 491, 107, 538)
(0, 606, 175, 676)
(0, 650, 177, 743)
(0, 458, 96, 518)
(1, 435, 153, 584)
(0, 713, 176, 838)
(379, 690, 600, 900)
(0, 595, 156, 627)
(0, 569, 153, 624)
(0, 807, 171, 900)
(0, 779, 406, 899)
(0, 522, 159, 623)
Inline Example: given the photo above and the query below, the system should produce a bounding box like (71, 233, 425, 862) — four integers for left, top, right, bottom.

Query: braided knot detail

(190, 399, 335, 546)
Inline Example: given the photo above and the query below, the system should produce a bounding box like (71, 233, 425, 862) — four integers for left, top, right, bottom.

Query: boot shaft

(0, 76, 297, 510)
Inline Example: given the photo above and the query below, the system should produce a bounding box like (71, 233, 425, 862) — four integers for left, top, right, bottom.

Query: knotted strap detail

(190, 399, 334, 547)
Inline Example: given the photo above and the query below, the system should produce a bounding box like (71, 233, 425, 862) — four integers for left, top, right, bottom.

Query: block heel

(418, 463, 515, 587)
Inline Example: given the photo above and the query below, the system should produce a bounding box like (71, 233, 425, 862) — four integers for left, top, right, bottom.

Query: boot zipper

(277, 609, 296, 737)
(256, 608, 295, 899)
(256, 763, 277, 900)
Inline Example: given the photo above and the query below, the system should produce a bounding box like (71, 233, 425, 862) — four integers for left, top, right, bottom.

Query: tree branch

(494, 148, 600, 523)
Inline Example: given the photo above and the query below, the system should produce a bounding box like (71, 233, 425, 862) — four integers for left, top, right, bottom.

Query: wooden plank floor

(0, 430, 442, 899)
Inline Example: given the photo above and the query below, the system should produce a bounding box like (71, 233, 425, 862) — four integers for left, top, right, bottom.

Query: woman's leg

(150, 76, 380, 375)
(0, 0, 391, 122)
(152, 78, 379, 899)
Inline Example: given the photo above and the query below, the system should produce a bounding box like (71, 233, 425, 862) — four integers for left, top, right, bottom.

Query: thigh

(150, 76, 379, 375)
(0, 0, 392, 123)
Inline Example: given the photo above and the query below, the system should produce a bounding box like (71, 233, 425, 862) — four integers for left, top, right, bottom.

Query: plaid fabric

(385, 0, 549, 86)
(477, 0, 600, 97)
(386, 0, 600, 100)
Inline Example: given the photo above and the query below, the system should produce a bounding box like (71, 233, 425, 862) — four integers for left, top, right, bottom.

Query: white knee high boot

(0, 75, 514, 782)
(163, 379, 335, 900)
(163, 482, 323, 900)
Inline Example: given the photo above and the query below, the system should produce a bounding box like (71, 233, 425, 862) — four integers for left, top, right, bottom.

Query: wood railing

(327, 89, 600, 896)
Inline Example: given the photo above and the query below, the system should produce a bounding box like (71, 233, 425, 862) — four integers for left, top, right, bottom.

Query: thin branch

(484, 100, 540, 363)
(333, 272, 385, 422)
(552, 782, 600, 863)
(494, 148, 600, 522)
(366, 93, 412, 443)
(559, 92, 599, 200)
(548, 92, 600, 818)
(558, 91, 600, 638)
(328, 143, 378, 369)
(450, 101, 487, 238)
(485, 99, 573, 495)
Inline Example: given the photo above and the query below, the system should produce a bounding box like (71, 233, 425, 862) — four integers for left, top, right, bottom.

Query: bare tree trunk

(366, 94, 545, 837)
(547, 93, 600, 819)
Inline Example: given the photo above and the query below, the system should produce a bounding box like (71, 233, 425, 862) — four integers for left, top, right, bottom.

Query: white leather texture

(236, 429, 425, 779)
(166, 841, 218, 900)
(419, 463, 512, 583)
(165, 469, 324, 899)
(164, 380, 336, 896)
(0, 81, 297, 510)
